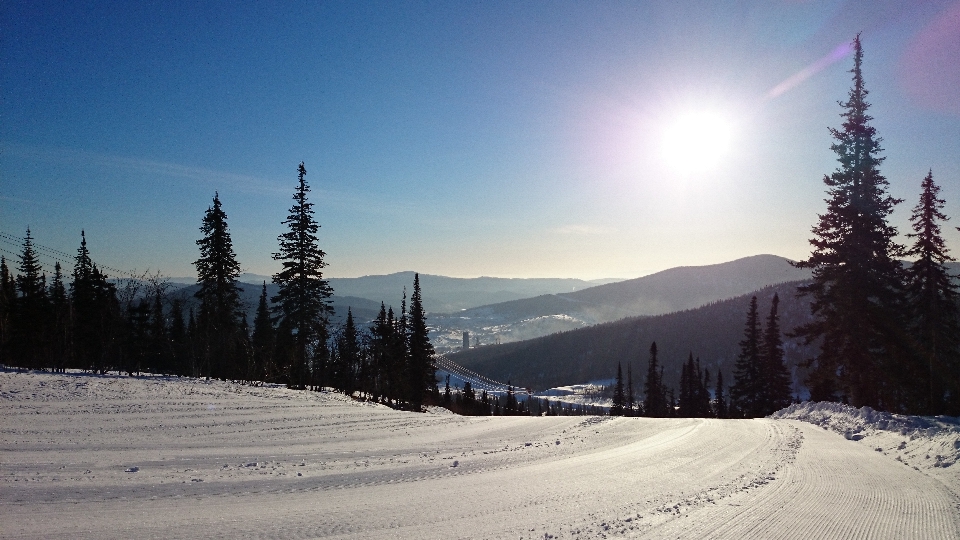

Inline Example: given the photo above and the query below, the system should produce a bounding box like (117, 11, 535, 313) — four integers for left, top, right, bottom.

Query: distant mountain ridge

(428, 255, 812, 351)
(164, 272, 622, 314)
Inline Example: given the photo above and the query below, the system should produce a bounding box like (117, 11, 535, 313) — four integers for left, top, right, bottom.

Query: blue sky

(3, 1, 959, 280)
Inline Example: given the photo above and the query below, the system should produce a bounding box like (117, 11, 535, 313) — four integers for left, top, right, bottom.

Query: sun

(661, 111, 735, 173)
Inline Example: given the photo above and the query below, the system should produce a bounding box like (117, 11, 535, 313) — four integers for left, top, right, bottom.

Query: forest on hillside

(451, 282, 812, 394)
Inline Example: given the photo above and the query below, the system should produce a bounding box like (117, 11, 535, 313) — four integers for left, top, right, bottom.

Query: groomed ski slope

(2, 371, 958, 539)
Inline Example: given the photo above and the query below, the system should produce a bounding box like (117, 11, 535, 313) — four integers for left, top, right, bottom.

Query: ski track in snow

(1, 371, 958, 539)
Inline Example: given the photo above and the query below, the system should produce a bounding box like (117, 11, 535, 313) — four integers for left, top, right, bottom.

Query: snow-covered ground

(771, 400, 960, 486)
(2, 370, 958, 539)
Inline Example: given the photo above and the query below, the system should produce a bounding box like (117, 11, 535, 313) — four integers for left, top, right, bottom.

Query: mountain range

(428, 254, 812, 351)
(167, 272, 620, 314)
(447, 260, 960, 393)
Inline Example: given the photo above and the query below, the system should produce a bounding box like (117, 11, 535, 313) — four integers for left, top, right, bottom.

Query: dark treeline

(0, 162, 440, 411)
(439, 376, 607, 417)
(603, 341, 727, 418)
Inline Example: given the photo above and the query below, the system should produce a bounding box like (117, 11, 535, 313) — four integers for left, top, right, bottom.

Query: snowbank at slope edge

(771, 401, 960, 486)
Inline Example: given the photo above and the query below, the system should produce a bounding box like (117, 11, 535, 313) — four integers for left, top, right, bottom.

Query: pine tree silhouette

(611, 362, 625, 416)
(251, 282, 275, 384)
(761, 293, 792, 414)
(194, 192, 245, 380)
(272, 163, 334, 389)
(407, 274, 436, 409)
(731, 296, 762, 417)
(48, 262, 70, 372)
(903, 170, 960, 414)
(12, 228, 48, 370)
(792, 34, 905, 408)
(643, 342, 666, 417)
(714, 370, 728, 419)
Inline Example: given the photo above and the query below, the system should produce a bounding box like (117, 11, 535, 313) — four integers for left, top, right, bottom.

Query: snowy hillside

(3, 370, 958, 539)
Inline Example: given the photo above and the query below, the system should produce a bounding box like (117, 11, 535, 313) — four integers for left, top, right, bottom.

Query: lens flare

(661, 111, 734, 173)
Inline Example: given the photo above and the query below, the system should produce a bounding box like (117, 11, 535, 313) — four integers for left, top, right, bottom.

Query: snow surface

(2, 370, 959, 539)
(771, 401, 960, 489)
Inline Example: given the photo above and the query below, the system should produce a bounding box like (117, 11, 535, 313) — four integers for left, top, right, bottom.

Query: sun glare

(661, 111, 735, 173)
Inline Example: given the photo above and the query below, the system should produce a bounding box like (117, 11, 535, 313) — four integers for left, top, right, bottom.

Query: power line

(0, 246, 63, 276)
(0, 231, 74, 260)
(0, 235, 74, 268)
(433, 354, 519, 394)
(0, 230, 140, 280)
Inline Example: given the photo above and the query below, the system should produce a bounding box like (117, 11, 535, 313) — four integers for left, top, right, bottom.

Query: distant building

(462, 331, 470, 350)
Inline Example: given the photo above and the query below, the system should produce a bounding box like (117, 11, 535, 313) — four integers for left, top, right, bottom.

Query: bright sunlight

(661, 111, 735, 173)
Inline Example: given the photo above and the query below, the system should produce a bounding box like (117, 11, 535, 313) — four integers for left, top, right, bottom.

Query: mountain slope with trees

(449, 281, 815, 393)
(429, 254, 813, 350)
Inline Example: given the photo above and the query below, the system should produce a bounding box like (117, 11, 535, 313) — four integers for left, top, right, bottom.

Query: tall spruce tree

(70, 231, 95, 370)
(714, 370, 728, 419)
(251, 282, 275, 383)
(903, 171, 960, 414)
(332, 308, 361, 394)
(13, 228, 49, 370)
(760, 293, 792, 414)
(368, 303, 392, 402)
(71, 232, 118, 373)
(644, 341, 667, 417)
(48, 262, 70, 373)
(792, 35, 905, 409)
(626, 362, 635, 416)
(406, 274, 436, 409)
(272, 163, 333, 390)
(611, 362, 625, 416)
(194, 192, 245, 380)
(679, 354, 712, 417)
(731, 296, 762, 417)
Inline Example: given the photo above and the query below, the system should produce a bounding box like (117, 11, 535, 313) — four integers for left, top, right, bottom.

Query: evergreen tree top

(835, 34, 876, 142)
(195, 192, 242, 288)
(16, 227, 45, 298)
(73, 230, 93, 282)
(823, 34, 901, 231)
(907, 170, 954, 266)
(272, 162, 332, 317)
(796, 34, 903, 275)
